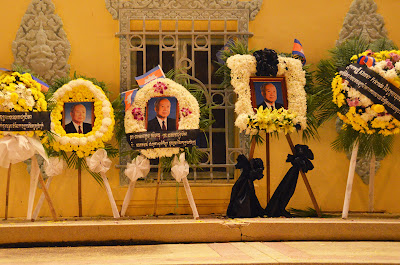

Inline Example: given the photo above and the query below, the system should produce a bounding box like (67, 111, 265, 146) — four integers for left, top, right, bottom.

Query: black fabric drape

(226, 154, 265, 218)
(265, 144, 314, 217)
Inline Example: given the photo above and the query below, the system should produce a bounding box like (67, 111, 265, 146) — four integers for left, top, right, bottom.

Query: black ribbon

(265, 144, 314, 217)
(0, 112, 50, 131)
(339, 63, 400, 121)
(226, 154, 266, 218)
(253, 48, 279, 77)
(126, 129, 199, 149)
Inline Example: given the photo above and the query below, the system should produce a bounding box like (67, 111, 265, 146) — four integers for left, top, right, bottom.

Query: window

(112, 2, 260, 185)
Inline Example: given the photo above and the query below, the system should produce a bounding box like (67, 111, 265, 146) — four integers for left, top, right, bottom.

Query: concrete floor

(2, 215, 400, 246)
(1, 215, 400, 264)
(1, 241, 400, 264)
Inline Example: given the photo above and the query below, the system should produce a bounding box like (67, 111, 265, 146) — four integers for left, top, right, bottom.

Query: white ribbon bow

(124, 156, 150, 182)
(0, 135, 48, 168)
(86, 149, 111, 174)
(171, 153, 189, 182)
(45, 157, 65, 177)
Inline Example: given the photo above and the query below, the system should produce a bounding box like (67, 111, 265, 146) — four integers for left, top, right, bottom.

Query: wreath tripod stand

(249, 133, 322, 217)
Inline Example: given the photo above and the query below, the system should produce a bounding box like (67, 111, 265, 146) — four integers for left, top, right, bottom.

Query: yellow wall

(0, 0, 399, 218)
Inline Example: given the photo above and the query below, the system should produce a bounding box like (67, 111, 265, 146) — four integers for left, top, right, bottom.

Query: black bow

(235, 154, 264, 181)
(227, 154, 265, 218)
(265, 144, 314, 218)
(286, 144, 314, 173)
(253, 48, 279, 77)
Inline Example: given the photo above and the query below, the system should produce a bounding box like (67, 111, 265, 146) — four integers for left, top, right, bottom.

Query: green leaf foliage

(313, 37, 398, 158)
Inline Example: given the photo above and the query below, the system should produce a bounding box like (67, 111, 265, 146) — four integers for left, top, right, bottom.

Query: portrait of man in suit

(64, 103, 93, 134)
(146, 97, 177, 132)
(257, 82, 284, 110)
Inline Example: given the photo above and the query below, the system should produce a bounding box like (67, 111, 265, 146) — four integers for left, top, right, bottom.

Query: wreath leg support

(32, 175, 54, 221)
(153, 162, 162, 216)
(182, 176, 199, 220)
(27, 156, 40, 220)
(120, 179, 137, 217)
(368, 154, 376, 213)
(266, 134, 271, 203)
(5, 164, 11, 220)
(37, 172, 57, 221)
(101, 173, 120, 219)
(342, 142, 359, 219)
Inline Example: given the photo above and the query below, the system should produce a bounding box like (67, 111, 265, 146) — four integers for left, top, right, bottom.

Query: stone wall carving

(106, 0, 262, 21)
(337, 0, 387, 46)
(12, 0, 71, 84)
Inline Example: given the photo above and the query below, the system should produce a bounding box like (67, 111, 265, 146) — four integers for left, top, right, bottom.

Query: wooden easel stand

(249, 133, 322, 217)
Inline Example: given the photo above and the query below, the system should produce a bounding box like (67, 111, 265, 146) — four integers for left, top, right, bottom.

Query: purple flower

(389, 53, 400, 63)
(153, 82, 168, 94)
(346, 98, 360, 107)
(181, 107, 192, 117)
(385, 59, 394, 69)
(365, 50, 374, 56)
(131, 108, 144, 121)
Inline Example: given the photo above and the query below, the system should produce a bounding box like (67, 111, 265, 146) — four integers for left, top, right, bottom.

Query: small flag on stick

(357, 55, 376, 67)
(120, 89, 139, 111)
(216, 39, 234, 65)
(292, 39, 306, 65)
(135, 65, 165, 88)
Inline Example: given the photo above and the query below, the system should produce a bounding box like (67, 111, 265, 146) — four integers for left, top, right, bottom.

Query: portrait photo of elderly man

(64, 103, 93, 134)
(147, 97, 177, 132)
(257, 82, 284, 110)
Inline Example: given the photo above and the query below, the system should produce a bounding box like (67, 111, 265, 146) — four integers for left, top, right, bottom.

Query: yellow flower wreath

(49, 79, 115, 158)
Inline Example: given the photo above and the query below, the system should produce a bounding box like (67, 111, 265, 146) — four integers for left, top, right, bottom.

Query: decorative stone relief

(106, 0, 262, 21)
(12, 0, 71, 84)
(337, 0, 387, 46)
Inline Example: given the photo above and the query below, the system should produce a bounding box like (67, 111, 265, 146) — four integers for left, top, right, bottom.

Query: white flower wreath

(227, 54, 307, 133)
(50, 79, 115, 158)
(125, 78, 200, 159)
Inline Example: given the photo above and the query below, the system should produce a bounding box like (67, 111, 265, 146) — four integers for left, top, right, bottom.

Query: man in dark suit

(257, 83, 284, 110)
(64, 104, 92, 134)
(147, 98, 176, 131)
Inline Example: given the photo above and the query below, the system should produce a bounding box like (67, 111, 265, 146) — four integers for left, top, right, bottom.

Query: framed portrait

(250, 77, 288, 110)
(63, 102, 95, 134)
(146, 96, 179, 131)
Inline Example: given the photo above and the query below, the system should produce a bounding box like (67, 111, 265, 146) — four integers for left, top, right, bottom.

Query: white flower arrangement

(49, 78, 115, 158)
(227, 54, 307, 134)
(125, 78, 200, 159)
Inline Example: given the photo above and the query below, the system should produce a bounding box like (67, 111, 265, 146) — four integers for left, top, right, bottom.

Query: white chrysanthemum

(227, 55, 308, 133)
(125, 78, 200, 159)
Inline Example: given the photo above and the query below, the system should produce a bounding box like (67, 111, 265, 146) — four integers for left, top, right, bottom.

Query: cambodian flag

(292, 39, 306, 65)
(120, 88, 139, 111)
(357, 55, 376, 67)
(32, 76, 49, 92)
(0, 68, 49, 92)
(135, 65, 165, 88)
(216, 39, 234, 64)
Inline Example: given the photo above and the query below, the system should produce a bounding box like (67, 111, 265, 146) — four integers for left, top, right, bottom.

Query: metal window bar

(118, 17, 252, 184)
